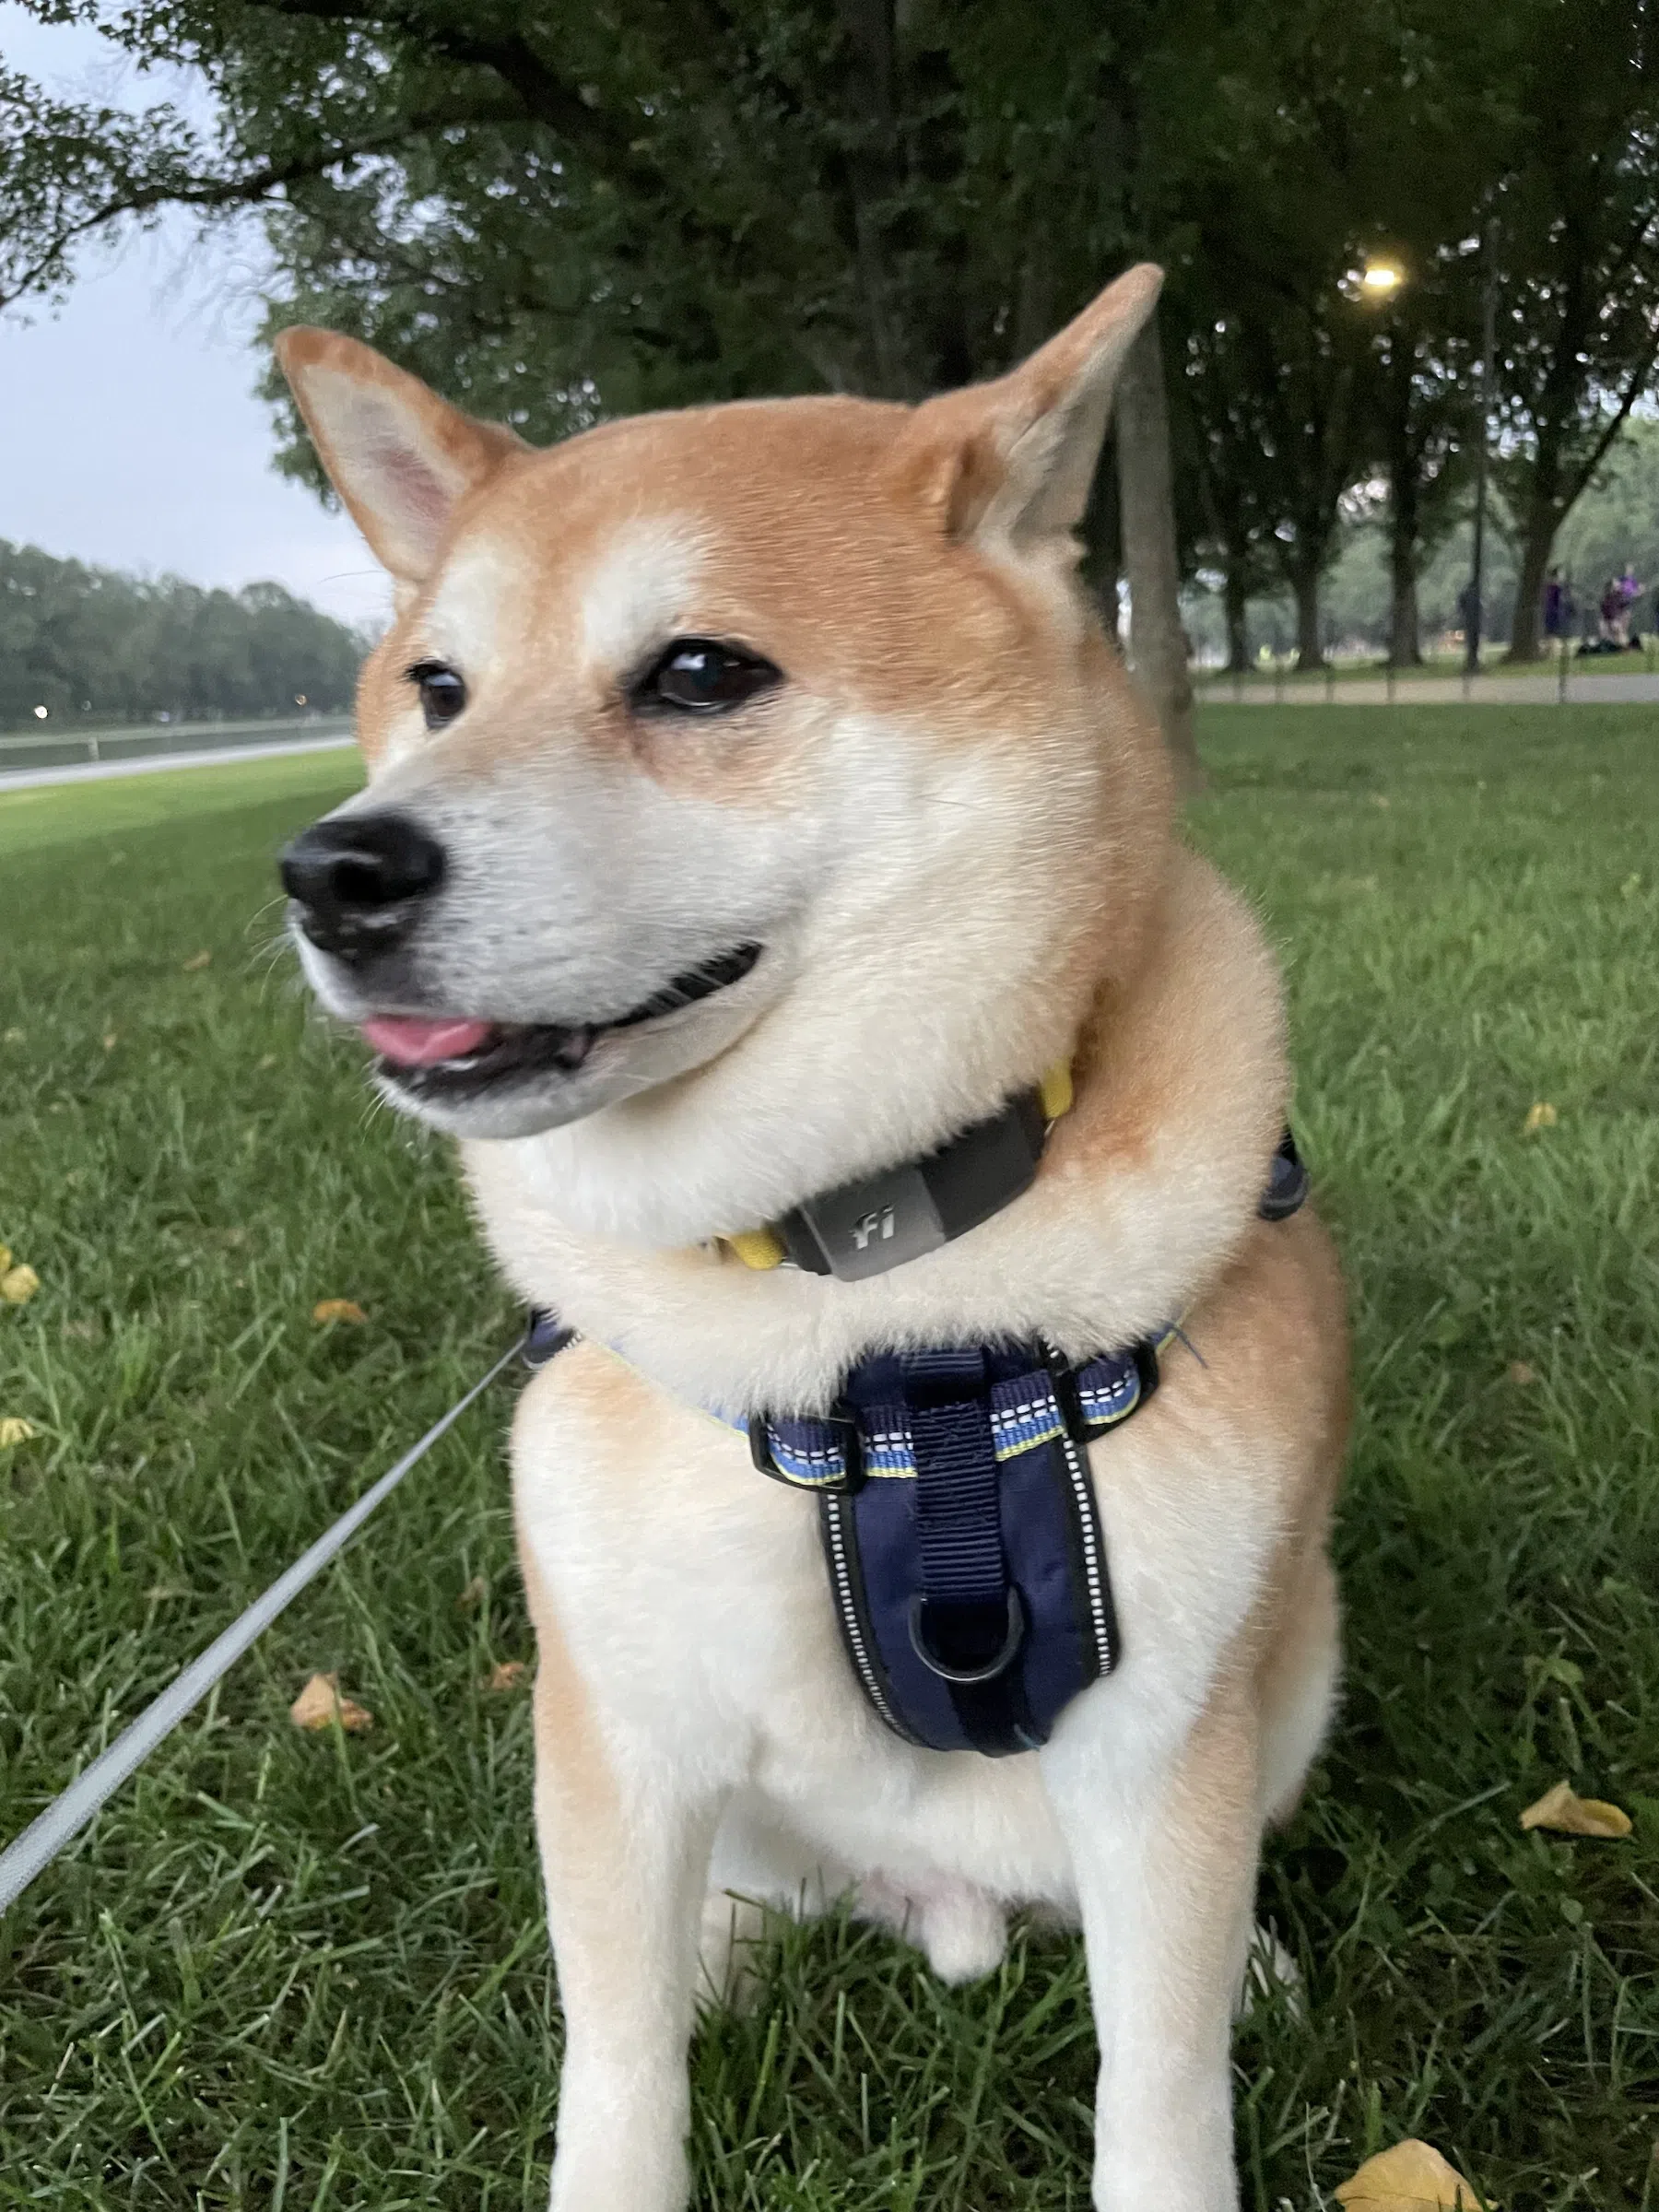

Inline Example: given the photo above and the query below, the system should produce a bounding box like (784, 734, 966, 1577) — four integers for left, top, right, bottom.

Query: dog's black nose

(279, 812, 446, 962)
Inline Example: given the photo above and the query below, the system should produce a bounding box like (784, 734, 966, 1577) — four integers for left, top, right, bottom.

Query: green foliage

(0, 540, 363, 730)
(5, 1, 1659, 667)
(2, 712, 1657, 2204)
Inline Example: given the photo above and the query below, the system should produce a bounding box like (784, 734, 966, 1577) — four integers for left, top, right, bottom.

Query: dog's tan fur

(277, 263, 1348, 2210)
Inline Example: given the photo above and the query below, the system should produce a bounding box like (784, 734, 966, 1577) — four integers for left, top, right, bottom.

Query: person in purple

(1543, 568, 1570, 642)
(1600, 578, 1625, 645)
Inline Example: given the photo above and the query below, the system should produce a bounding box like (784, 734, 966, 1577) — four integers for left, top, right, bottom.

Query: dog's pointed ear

(275, 328, 525, 582)
(895, 264, 1163, 548)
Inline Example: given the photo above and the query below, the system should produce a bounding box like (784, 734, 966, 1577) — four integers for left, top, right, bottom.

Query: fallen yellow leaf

(102, 1031, 118, 1052)
(312, 1298, 367, 1325)
(0, 1417, 41, 1447)
(182, 949, 212, 971)
(289, 1672, 373, 1735)
(1335, 2138, 1484, 2208)
(1523, 1100, 1558, 1135)
(484, 1660, 528, 1692)
(1, 1264, 41, 1305)
(1520, 1780, 1631, 1838)
(1507, 1361, 1536, 1386)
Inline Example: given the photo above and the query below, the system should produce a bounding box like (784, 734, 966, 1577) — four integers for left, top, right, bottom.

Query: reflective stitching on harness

(820, 1491, 916, 1738)
(1042, 1338, 1117, 1676)
(1061, 1421, 1115, 1674)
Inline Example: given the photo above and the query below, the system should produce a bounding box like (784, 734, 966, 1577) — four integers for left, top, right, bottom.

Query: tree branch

(0, 89, 524, 312)
(1561, 327, 1659, 510)
(240, 0, 695, 218)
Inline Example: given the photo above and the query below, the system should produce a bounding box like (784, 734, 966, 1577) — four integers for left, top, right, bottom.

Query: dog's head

(276, 268, 1172, 1244)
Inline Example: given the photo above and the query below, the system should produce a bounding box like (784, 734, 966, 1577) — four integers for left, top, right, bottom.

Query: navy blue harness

(744, 1335, 1159, 1754)
(531, 1128, 1310, 1759)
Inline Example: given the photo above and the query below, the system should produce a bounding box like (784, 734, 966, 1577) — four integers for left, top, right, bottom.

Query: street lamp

(1355, 257, 1407, 678)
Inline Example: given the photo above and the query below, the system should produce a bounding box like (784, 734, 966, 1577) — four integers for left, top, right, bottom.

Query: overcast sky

(0, 6, 391, 629)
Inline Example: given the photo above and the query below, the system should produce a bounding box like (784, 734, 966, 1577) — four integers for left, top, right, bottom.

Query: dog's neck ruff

(721, 1062, 1075, 1281)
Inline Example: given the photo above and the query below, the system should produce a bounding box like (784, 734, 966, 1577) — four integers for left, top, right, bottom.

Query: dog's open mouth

(359, 942, 763, 1100)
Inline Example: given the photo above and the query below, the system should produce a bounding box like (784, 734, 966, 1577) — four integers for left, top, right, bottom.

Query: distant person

(1599, 578, 1626, 648)
(1543, 568, 1571, 643)
(1456, 579, 1480, 644)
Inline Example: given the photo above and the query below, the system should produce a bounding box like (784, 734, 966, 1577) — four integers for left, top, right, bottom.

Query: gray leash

(0, 1313, 570, 1917)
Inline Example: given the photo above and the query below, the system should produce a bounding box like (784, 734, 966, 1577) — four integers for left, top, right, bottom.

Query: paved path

(1198, 672, 1659, 707)
(0, 733, 356, 794)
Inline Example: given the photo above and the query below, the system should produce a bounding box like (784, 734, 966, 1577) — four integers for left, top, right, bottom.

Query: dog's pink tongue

(360, 1015, 496, 1066)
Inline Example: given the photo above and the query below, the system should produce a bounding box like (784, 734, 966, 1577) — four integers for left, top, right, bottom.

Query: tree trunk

(1116, 312, 1203, 794)
(1223, 565, 1250, 674)
(1080, 442, 1124, 649)
(1505, 506, 1558, 663)
(1387, 539, 1421, 666)
(1385, 434, 1424, 666)
(1290, 566, 1324, 670)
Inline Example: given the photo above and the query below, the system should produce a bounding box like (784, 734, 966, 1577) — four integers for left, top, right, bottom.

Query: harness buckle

(1044, 1336, 1160, 1442)
(1041, 1343, 1091, 1443)
(522, 1308, 577, 1369)
(747, 1400, 866, 1493)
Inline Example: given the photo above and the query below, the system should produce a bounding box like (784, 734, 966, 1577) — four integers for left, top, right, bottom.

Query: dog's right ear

(275, 330, 524, 583)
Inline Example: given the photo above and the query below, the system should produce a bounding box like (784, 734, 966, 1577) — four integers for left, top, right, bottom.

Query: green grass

(2, 708, 1656, 2208)
(0, 747, 361, 861)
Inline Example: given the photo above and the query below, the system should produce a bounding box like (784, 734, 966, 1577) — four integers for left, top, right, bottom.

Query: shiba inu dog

(276, 263, 1348, 2212)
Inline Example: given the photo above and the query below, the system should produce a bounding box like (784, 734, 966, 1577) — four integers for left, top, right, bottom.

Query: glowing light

(1359, 261, 1405, 297)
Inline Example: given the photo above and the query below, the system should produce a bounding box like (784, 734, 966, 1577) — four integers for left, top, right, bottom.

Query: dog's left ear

(895, 263, 1163, 548)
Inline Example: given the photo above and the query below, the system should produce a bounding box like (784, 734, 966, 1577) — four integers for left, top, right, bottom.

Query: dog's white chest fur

(512, 1331, 1285, 1924)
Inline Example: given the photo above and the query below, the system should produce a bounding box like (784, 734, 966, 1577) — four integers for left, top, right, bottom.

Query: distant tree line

(0, 541, 363, 730)
(4, 0, 1655, 724)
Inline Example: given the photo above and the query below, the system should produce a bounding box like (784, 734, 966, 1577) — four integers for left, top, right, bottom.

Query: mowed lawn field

(2, 706, 1656, 2209)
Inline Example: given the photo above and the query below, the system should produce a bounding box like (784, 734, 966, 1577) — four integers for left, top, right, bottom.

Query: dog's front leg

(530, 1624, 721, 2212)
(1043, 1687, 1260, 2212)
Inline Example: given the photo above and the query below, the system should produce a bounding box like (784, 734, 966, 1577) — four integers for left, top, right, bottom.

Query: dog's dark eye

(406, 661, 467, 729)
(639, 638, 781, 714)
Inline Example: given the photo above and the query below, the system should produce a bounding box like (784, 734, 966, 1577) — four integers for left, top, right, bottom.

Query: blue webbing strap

(908, 1349, 1002, 1607)
(902, 1347, 1036, 1754)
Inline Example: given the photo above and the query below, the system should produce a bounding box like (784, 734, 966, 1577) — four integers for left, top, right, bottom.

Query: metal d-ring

(907, 1588, 1027, 1684)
